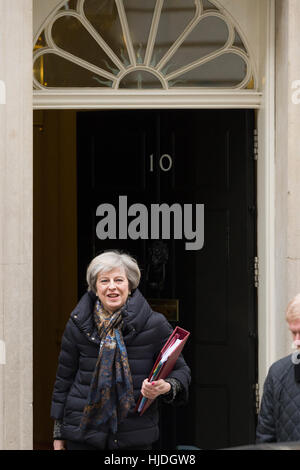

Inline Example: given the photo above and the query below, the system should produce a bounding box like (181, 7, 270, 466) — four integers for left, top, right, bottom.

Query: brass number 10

(149, 154, 173, 172)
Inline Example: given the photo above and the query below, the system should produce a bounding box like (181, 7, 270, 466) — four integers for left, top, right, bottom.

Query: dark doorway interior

(77, 109, 258, 449)
(33, 110, 78, 449)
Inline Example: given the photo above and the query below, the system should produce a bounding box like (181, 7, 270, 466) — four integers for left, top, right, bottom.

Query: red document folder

(135, 326, 190, 416)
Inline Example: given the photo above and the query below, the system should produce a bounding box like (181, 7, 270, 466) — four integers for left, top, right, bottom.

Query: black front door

(77, 109, 257, 449)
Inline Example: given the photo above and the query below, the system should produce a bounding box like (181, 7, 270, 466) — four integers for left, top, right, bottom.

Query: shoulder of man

(268, 354, 293, 381)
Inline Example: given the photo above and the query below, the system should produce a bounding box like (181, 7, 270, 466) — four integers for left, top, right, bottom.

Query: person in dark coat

(51, 250, 191, 450)
(256, 293, 300, 443)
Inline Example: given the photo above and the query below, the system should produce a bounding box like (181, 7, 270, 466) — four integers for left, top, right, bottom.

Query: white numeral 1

(149, 154, 154, 172)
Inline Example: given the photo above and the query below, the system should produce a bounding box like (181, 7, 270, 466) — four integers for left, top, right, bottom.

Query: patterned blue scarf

(80, 299, 135, 434)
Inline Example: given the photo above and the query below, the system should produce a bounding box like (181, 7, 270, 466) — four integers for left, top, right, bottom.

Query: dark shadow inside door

(77, 109, 258, 449)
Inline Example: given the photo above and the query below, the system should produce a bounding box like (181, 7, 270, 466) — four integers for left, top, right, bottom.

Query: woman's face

(96, 267, 130, 314)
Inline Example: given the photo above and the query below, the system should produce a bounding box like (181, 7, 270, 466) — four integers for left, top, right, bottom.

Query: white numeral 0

(159, 154, 173, 172)
(149, 154, 173, 172)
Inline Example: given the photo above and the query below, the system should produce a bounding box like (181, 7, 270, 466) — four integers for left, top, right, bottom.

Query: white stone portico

(31, 0, 276, 427)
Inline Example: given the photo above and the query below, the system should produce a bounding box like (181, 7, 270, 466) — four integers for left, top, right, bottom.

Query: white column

(275, 0, 300, 359)
(256, 0, 276, 386)
(0, 0, 33, 450)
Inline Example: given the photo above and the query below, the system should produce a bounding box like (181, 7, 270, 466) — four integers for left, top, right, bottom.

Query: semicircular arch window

(33, 0, 256, 90)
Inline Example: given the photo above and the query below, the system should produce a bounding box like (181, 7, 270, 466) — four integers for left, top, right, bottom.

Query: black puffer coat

(256, 354, 300, 443)
(50, 288, 191, 449)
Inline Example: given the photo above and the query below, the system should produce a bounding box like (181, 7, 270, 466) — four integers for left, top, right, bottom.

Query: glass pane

(168, 53, 247, 87)
(33, 54, 113, 87)
(162, 16, 229, 75)
(83, 0, 130, 66)
(233, 30, 247, 53)
(33, 0, 252, 90)
(119, 70, 163, 88)
(34, 31, 47, 51)
(202, 0, 218, 11)
(52, 15, 119, 75)
(151, 0, 196, 67)
(123, 0, 157, 64)
(59, 0, 78, 11)
(246, 75, 255, 89)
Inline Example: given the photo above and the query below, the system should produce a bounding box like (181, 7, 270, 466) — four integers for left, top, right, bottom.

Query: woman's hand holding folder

(141, 378, 171, 400)
(136, 326, 190, 415)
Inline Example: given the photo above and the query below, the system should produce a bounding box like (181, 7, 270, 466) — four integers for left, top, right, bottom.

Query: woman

(51, 250, 191, 450)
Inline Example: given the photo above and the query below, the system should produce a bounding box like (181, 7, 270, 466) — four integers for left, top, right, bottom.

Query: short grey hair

(286, 293, 300, 322)
(86, 250, 141, 294)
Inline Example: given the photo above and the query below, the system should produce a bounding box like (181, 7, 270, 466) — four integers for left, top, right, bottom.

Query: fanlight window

(33, 0, 255, 90)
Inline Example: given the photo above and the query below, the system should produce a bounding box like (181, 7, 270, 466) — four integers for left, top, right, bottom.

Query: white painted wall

(276, 0, 300, 358)
(0, 0, 33, 450)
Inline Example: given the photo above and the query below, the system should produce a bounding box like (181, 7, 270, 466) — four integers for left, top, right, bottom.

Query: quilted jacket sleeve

(256, 368, 276, 443)
(50, 319, 79, 420)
